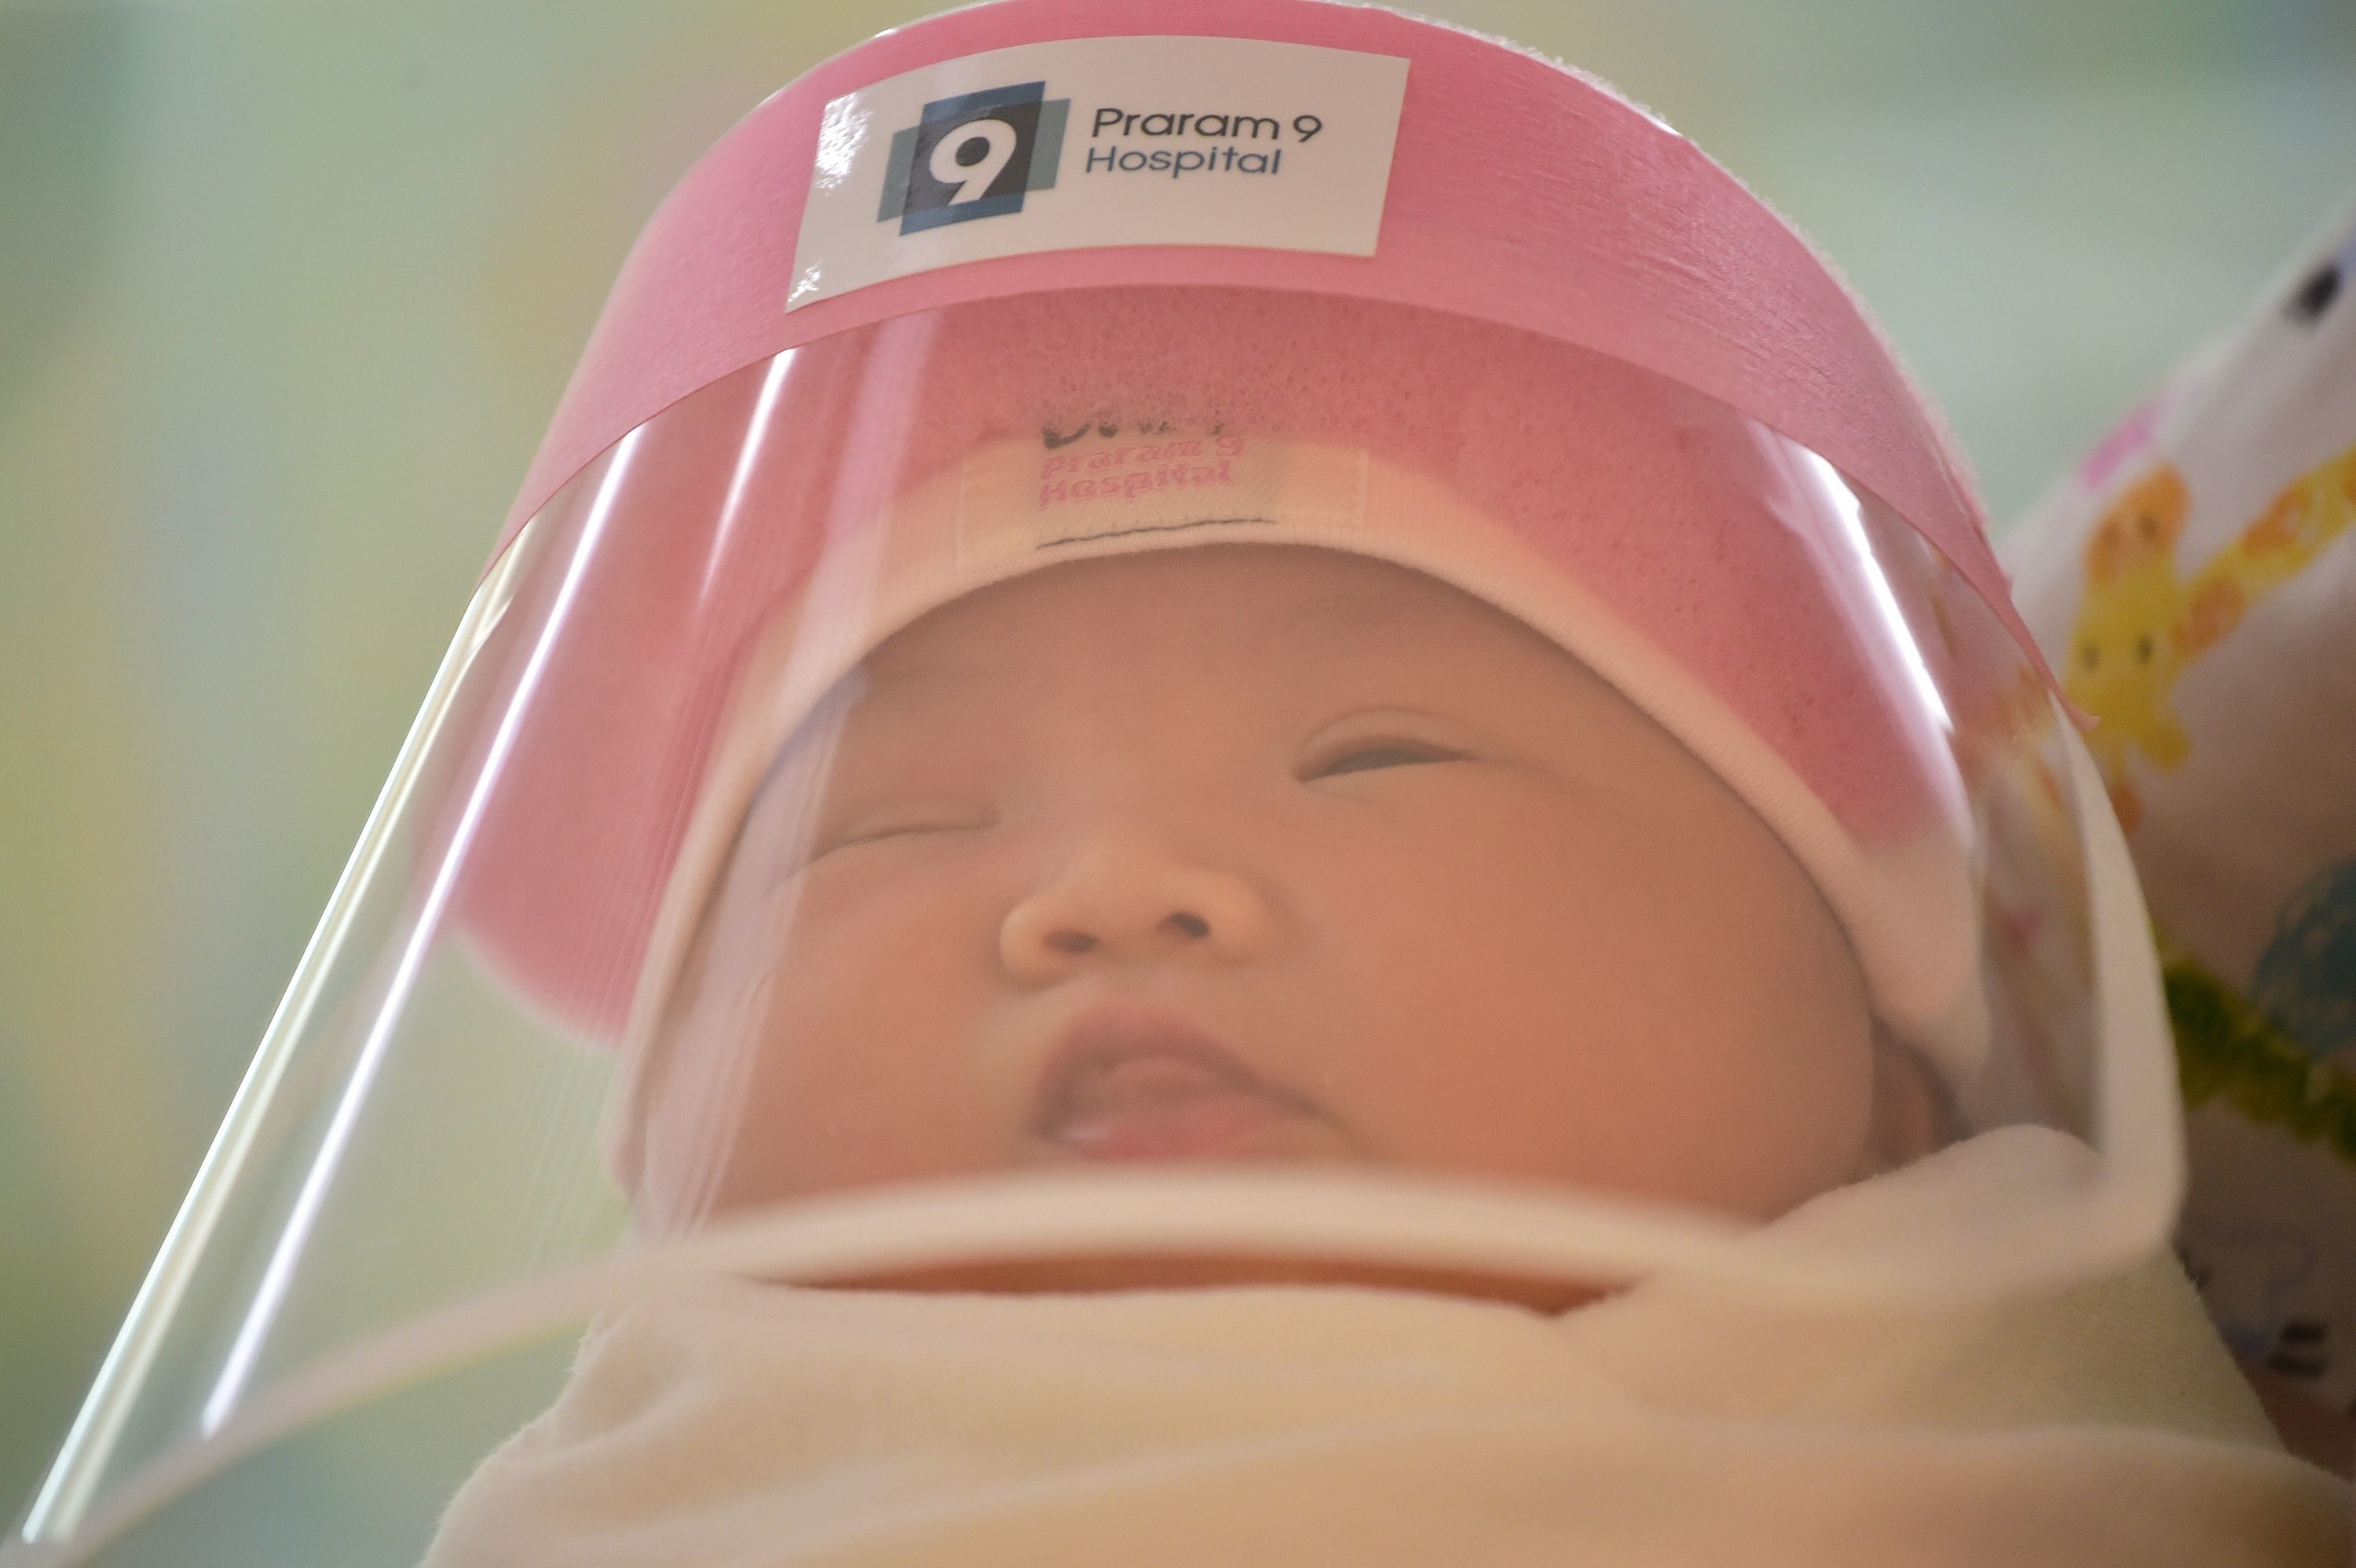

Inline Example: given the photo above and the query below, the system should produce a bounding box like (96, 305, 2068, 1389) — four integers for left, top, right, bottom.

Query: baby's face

(652, 546, 1876, 1233)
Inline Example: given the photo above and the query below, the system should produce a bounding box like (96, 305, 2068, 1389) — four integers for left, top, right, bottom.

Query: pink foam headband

(494, 0, 2039, 677)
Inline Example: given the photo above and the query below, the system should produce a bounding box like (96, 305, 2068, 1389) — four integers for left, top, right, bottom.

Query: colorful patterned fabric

(2009, 195, 2356, 1425)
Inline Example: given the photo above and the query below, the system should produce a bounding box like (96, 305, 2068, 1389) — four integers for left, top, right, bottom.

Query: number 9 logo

(929, 119, 1019, 204)
(883, 84, 1065, 233)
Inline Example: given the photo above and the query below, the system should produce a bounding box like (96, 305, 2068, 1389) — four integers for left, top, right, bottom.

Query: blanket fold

(425, 1130, 2350, 1566)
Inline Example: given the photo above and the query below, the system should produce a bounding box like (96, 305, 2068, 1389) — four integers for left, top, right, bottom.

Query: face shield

(10, 5, 2183, 1565)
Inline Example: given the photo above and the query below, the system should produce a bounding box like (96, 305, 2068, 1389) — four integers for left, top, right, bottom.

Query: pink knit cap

(449, 289, 1986, 1091)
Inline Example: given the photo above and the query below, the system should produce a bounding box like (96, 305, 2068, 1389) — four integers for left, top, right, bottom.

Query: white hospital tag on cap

(788, 36, 1409, 310)
(957, 428, 1368, 571)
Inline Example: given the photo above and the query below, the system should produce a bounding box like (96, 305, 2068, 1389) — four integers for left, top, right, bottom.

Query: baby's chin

(816, 1252, 1612, 1314)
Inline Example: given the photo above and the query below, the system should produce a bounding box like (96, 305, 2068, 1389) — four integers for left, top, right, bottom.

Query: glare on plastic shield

(10, 3, 2181, 1564)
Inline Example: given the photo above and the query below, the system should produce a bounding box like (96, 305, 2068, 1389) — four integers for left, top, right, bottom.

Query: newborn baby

(398, 5, 2342, 1543)
(426, 537, 2342, 1567)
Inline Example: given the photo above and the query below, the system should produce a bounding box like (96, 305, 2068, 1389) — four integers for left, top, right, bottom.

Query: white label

(788, 37, 1409, 311)
(957, 429, 1368, 571)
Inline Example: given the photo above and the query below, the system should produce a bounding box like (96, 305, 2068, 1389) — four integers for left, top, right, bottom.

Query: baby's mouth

(1031, 1013, 1329, 1161)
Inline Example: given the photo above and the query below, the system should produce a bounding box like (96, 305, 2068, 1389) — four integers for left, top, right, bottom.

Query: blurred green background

(3, 0, 2353, 1544)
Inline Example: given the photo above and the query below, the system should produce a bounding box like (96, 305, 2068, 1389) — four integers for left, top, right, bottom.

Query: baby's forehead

(855, 545, 1586, 696)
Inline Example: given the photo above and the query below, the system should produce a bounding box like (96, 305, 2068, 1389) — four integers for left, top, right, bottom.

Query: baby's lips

(1055, 1049, 1260, 1119)
(1029, 1007, 1325, 1160)
(1045, 1066, 1323, 1161)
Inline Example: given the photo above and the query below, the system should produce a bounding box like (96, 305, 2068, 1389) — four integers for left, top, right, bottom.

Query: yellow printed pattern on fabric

(2065, 442, 2356, 828)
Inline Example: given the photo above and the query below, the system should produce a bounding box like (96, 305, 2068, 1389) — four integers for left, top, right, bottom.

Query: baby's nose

(1000, 840, 1276, 985)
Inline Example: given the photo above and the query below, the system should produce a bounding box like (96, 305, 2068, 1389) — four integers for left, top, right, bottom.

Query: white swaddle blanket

(425, 1130, 2348, 1566)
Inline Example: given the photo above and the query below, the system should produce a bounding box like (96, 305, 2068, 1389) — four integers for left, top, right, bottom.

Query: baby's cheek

(719, 874, 1011, 1202)
(1288, 811, 1677, 1172)
(1293, 784, 1872, 1215)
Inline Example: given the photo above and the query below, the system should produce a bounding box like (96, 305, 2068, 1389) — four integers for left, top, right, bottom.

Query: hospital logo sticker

(789, 38, 1406, 310)
(878, 82, 1070, 233)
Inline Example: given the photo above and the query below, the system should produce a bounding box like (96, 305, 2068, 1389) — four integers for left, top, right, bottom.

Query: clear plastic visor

(12, 288, 2179, 1566)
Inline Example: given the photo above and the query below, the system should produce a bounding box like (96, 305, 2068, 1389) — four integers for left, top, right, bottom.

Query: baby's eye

(818, 810, 993, 858)
(1301, 739, 1467, 780)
